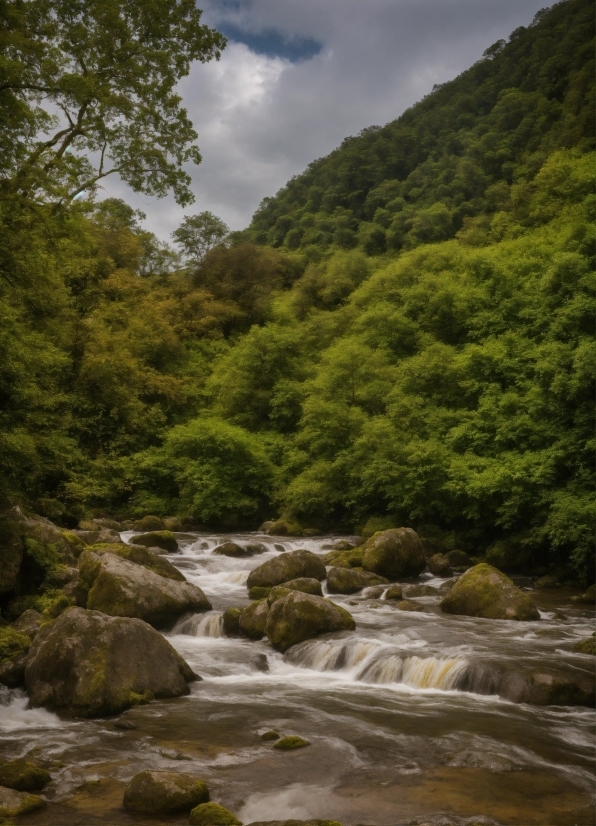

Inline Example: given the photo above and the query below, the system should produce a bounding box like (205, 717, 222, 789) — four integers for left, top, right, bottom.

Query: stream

(2, 532, 594, 826)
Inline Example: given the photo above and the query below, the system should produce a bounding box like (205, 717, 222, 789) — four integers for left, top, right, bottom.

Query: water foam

(173, 611, 224, 637)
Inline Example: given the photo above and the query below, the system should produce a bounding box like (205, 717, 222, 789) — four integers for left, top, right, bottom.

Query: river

(2, 532, 594, 825)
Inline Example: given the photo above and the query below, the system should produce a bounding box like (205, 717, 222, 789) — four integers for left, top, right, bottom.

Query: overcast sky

(103, 0, 548, 241)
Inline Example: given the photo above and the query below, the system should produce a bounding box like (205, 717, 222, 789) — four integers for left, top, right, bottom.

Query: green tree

(172, 211, 229, 265)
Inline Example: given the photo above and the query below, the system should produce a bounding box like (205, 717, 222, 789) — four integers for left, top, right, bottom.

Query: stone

(0, 786, 45, 817)
(365, 586, 386, 599)
(361, 528, 426, 580)
(0, 651, 29, 687)
(322, 547, 364, 569)
(261, 730, 280, 741)
(326, 567, 388, 594)
(534, 575, 560, 588)
(247, 550, 326, 590)
(572, 584, 595, 604)
(247, 821, 342, 826)
(25, 607, 196, 717)
(403, 584, 439, 598)
(265, 519, 304, 537)
(132, 516, 166, 532)
(92, 543, 184, 581)
(273, 735, 310, 750)
(497, 669, 595, 707)
(248, 586, 271, 600)
(239, 600, 270, 639)
(73, 529, 123, 545)
(189, 802, 242, 825)
(447, 549, 473, 568)
(440, 564, 540, 621)
(396, 600, 423, 612)
(265, 592, 355, 653)
(331, 541, 356, 551)
(222, 608, 242, 636)
(130, 531, 178, 553)
(11, 609, 44, 639)
(573, 634, 596, 655)
(82, 552, 210, 628)
(245, 543, 268, 555)
(213, 542, 249, 557)
(266, 587, 291, 606)
(281, 577, 323, 596)
(427, 553, 451, 577)
(384, 585, 403, 600)
(0, 759, 51, 791)
(123, 770, 209, 814)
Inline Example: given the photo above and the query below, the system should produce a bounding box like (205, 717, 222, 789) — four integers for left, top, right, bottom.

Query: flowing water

(3, 533, 595, 826)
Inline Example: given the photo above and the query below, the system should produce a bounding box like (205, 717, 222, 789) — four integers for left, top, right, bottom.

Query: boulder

(189, 802, 242, 826)
(130, 531, 178, 553)
(81, 552, 210, 628)
(572, 584, 595, 604)
(247, 550, 326, 590)
(248, 586, 271, 600)
(534, 575, 560, 588)
(123, 770, 209, 814)
(275, 578, 323, 597)
(327, 567, 388, 594)
(0, 627, 32, 666)
(427, 553, 451, 577)
(89, 543, 185, 581)
(322, 547, 364, 569)
(403, 584, 439, 597)
(222, 608, 242, 636)
(213, 542, 248, 557)
(447, 549, 473, 568)
(265, 592, 355, 653)
(132, 515, 166, 532)
(264, 518, 303, 537)
(361, 528, 425, 580)
(573, 634, 596, 655)
(0, 651, 29, 687)
(261, 730, 280, 741)
(396, 600, 423, 612)
(273, 735, 310, 750)
(0, 786, 45, 817)
(11, 609, 44, 639)
(384, 584, 403, 601)
(72, 529, 123, 545)
(497, 669, 595, 706)
(239, 600, 270, 640)
(245, 543, 267, 555)
(440, 563, 540, 621)
(0, 760, 51, 791)
(331, 540, 356, 551)
(25, 607, 197, 717)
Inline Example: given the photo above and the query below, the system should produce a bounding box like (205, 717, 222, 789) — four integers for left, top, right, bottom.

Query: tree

(172, 211, 229, 265)
(1, 0, 226, 207)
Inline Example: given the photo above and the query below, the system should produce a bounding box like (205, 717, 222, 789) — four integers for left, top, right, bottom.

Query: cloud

(101, 0, 548, 241)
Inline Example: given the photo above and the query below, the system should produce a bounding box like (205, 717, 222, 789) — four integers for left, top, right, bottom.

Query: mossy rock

(61, 531, 87, 557)
(189, 802, 242, 825)
(361, 528, 426, 580)
(573, 584, 595, 604)
(384, 584, 402, 601)
(403, 584, 439, 598)
(245, 543, 267, 555)
(326, 567, 388, 594)
(273, 735, 310, 750)
(0, 760, 51, 792)
(267, 518, 304, 537)
(427, 553, 451, 577)
(132, 516, 165, 532)
(248, 586, 271, 600)
(261, 730, 280, 741)
(265, 592, 355, 653)
(78, 520, 100, 531)
(0, 786, 45, 817)
(267, 578, 323, 606)
(446, 549, 473, 568)
(0, 628, 32, 665)
(123, 770, 209, 813)
(267, 587, 291, 606)
(396, 600, 423, 612)
(573, 633, 596, 655)
(247, 821, 342, 826)
(359, 516, 395, 538)
(213, 542, 248, 557)
(222, 608, 242, 636)
(130, 531, 178, 553)
(440, 563, 540, 621)
(247, 550, 326, 590)
(239, 600, 269, 640)
(322, 547, 364, 569)
(89, 543, 185, 581)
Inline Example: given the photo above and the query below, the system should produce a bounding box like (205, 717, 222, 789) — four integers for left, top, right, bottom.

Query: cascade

(173, 611, 224, 637)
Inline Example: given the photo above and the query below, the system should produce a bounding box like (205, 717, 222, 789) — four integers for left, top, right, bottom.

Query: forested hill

(243, 0, 593, 256)
(1, 0, 594, 588)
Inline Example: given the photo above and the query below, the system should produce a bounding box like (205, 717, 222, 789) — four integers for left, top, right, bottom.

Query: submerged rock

(361, 528, 426, 580)
(0, 651, 29, 687)
(440, 563, 540, 621)
(247, 550, 326, 590)
(213, 541, 248, 557)
(326, 567, 388, 594)
(82, 552, 210, 628)
(130, 531, 178, 553)
(265, 592, 355, 653)
(123, 770, 209, 814)
(0, 786, 45, 817)
(573, 633, 596, 655)
(384, 584, 403, 600)
(25, 608, 196, 717)
(533, 574, 560, 588)
(497, 669, 595, 706)
(273, 735, 310, 750)
(260, 730, 280, 740)
(403, 584, 439, 597)
(427, 553, 452, 577)
(239, 600, 270, 640)
(189, 802, 242, 825)
(396, 599, 423, 612)
(0, 759, 51, 791)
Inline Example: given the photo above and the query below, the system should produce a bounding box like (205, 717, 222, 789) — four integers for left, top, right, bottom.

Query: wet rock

(384, 584, 403, 600)
(239, 600, 270, 640)
(428, 553, 452, 577)
(94, 518, 122, 531)
(82, 551, 210, 628)
(447, 749, 518, 772)
(534, 574, 560, 588)
(213, 541, 248, 557)
(322, 547, 364, 569)
(11, 609, 44, 639)
(267, 587, 291, 606)
(132, 516, 165, 532)
(446, 550, 473, 568)
(258, 520, 275, 533)
(73, 529, 123, 545)
(497, 669, 595, 706)
(0, 759, 51, 791)
(245, 542, 268, 555)
(440, 564, 540, 621)
(253, 653, 269, 672)
(396, 600, 423, 611)
(439, 579, 455, 593)
(273, 735, 310, 750)
(362, 528, 426, 580)
(403, 584, 439, 598)
(123, 770, 209, 813)
(0, 785, 45, 817)
(247, 550, 326, 590)
(265, 592, 355, 653)
(331, 540, 355, 551)
(190, 802, 242, 825)
(274, 544, 286, 553)
(572, 584, 595, 604)
(327, 567, 388, 595)
(130, 531, 178, 553)
(455, 663, 502, 696)
(222, 607, 242, 636)
(282, 577, 324, 596)
(266, 518, 304, 537)
(248, 586, 271, 600)
(247, 822, 342, 826)
(0, 651, 29, 687)
(364, 585, 386, 599)
(573, 633, 596, 655)
(114, 717, 137, 730)
(89, 543, 185, 581)
(25, 607, 196, 717)
(261, 730, 280, 740)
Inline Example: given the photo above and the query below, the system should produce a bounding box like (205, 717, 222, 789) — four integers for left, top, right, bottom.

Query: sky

(102, 0, 549, 241)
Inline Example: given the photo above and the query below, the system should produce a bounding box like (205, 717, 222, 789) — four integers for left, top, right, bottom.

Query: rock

(439, 579, 456, 593)
(73, 529, 123, 545)
(265, 518, 304, 537)
(11, 609, 44, 639)
(331, 541, 355, 551)
(266, 587, 291, 606)
(239, 600, 270, 640)
(43, 565, 79, 586)
(261, 730, 280, 740)
(213, 542, 248, 557)
(360, 516, 395, 538)
(254, 653, 269, 672)
(384, 585, 403, 600)
(94, 518, 122, 531)
(275, 578, 323, 597)
(497, 669, 595, 706)
(403, 584, 439, 597)
(446, 549, 473, 568)
(222, 608, 242, 636)
(248, 586, 271, 600)
(123, 770, 209, 814)
(245, 543, 267, 555)
(114, 717, 137, 730)
(25, 607, 196, 717)
(361, 528, 425, 580)
(0, 759, 51, 791)
(89, 543, 185, 581)
(534, 575, 561, 588)
(82, 552, 210, 628)
(0, 626, 32, 665)
(273, 735, 310, 750)
(427, 553, 451, 577)
(326, 567, 388, 594)
(132, 516, 166, 532)
(189, 802, 242, 826)
(247, 822, 342, 826)
(258, 521, 275, 533)
(396, 600, 423, 611)
(572, 584, 595, 604)
(247, 550, 326, 590)
(78, 519, 100, 531)
(440, 563, 540, 621)
(322, 547, 364, 569)
(0, 651, 29, 687)
(130, 531, 178, 553)
(364, 585, 386, 599)
(62, 575, 89, 607)
(0, 786, 45, 817)
(573, 634, 596, 655)
(265, 592, 355, 653)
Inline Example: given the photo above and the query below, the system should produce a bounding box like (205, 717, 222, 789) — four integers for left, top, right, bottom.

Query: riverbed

(2, 532, 594, 825)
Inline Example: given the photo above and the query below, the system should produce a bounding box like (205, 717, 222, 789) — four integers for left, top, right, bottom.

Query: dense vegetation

(1, 0, 593, 580)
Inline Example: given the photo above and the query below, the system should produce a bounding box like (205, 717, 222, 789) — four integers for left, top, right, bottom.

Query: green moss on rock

(362, 528, 426, 580)
(265, 592, 355, 653)
(273, 735, 310, 750)
(89, 543, 185, 581)
(247, 550, 326, 590)
(0, 628, 31, 665)
(248, 586, 271, 600)
(123, 770, 209, 813)
(222, 608, 242, 636)
(0, 760, 51, 792)
(132, 516, 166, 532)
(322, 547, 364, 568)
(261, 730, 280, 740)
(327, 567, 388, 594)
(189, 802, 242, 825)
(239, 600, 270, 639)
(130, 531, 178, 553)
(440, 563, 540, 621)
(573, 633, 596, 655)
(0, 786, 46, 817)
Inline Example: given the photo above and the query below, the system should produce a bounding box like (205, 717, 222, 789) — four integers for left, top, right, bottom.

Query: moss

(362, 528, 426, 579)
(440, 563, 540, 621)
(0, 761, 51, 792)
(189, 802, 242, 826)
(248, 586, 271, 600)
(132, 516, 166, 532)
(273, 735, 310, 750)
(0, 628, 31, 665)
(123, 771, 209, 814)
(396, 600, 422, 612)
(322, 547, 364, 568)
(239, 600, 269, 639)
(247, 550, 326, 589)
(0, 790, 46, 817)
(265, 592, 355, 652)
(359, 516, 395, 538)
(22, 538, 63, 587)
(222, 607, 242, 636)
(90, 543, 185, 581)
(384, 585, 402, 600)
(260, 730, 280, 741)
(129, 531, 178, 553)
(267, 587, 291, 606)
(78, 520, 100, 531)
(573, 634, 596, 655)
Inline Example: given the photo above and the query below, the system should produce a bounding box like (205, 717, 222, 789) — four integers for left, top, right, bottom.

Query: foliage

(173, 212, 229, 265)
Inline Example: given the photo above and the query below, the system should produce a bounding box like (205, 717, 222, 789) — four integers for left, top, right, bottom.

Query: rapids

(3, 532, 594, 826)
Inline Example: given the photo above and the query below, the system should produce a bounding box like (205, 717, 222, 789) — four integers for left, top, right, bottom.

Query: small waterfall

(401, 656, 468, 690)
(358, 654, 403, 684)
(173, 612, 224, 637)
(285, 639, 383, 672)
